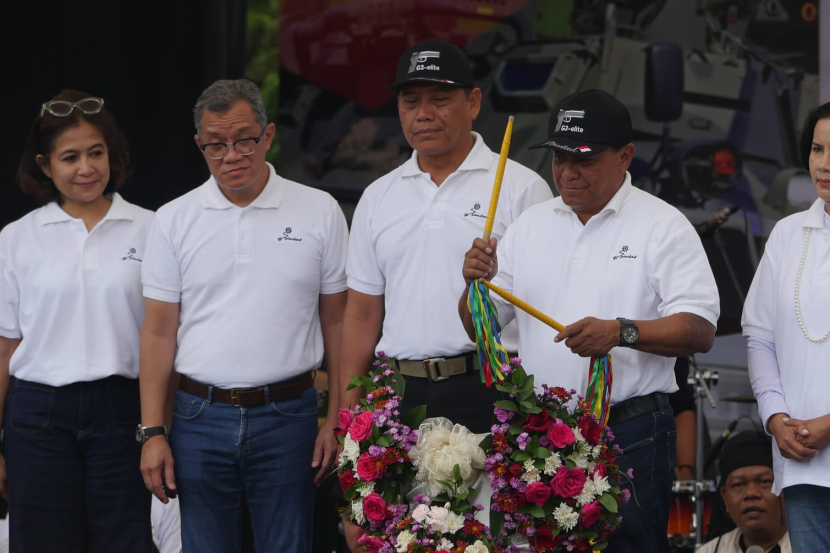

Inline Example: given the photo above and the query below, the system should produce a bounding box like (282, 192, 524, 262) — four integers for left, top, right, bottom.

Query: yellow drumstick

(480, 279, 565, 332)
(482, 115, 514, 241)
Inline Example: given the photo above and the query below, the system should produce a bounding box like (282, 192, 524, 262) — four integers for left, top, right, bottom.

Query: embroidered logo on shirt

(122, 248, 143, 262)
(277, 227, 302, 242)
(464, 202, 486, 219)
(612, 245, 637, 260)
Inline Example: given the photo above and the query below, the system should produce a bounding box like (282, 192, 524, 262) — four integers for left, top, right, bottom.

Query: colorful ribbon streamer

(467, 279, 509, 386)
(587, 355, 613, 427)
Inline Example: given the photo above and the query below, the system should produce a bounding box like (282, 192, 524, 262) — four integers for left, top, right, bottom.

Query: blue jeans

(4, 376, 152, 553)
(169, 385, 318, 552)
(784, 484, 830, 552)
(607, 394, 676, 553)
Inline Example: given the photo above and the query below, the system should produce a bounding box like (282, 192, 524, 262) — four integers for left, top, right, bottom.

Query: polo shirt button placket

(238, 211, 252, 260)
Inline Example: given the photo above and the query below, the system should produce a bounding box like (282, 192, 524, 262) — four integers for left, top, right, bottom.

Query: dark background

(0, 0, 249, 229)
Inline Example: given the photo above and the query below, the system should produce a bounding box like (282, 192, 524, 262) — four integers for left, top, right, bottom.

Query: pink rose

(336, 408, 354, 436)
(363, 492, 388, 523)
(525, 481, 552, 505)
(357, 533, 386, 553)
(580, 500, 603, 529)
(550, 467, 587, 499)
(356, 453, 382, 481)
(349, 411, 374, 443)
(547, 423, 576, 449)
(592, 462, 607, 479)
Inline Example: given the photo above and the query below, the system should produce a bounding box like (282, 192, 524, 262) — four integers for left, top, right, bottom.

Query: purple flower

(501, 364, 513, 375)
(510, 357, 522, 366)
(622, 488, 632, 503)
(474, 504, 484, 511)
(627, 467, 634, 479)
(368, 445, 387, 456)
(605, 429, 615, 441)
(494, 407, 515, 423)
(412, 494, 429, 504)
(517, 432, 531, 451)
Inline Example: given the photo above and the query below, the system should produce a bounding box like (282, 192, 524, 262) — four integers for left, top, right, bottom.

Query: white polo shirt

(742, 198, 830, 494)
(491, 173, 720, 403)
(0, 193, 154, 386)
(142, 163, 348, 388)
(347, 132, 552, 359)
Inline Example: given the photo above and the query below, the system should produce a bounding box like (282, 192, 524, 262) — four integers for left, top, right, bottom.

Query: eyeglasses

(199, 133, 265, 160)
(41, 97, 105, 118)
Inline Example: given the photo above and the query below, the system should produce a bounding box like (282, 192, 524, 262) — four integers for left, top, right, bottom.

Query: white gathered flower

(591, 445, 603, 459)
(357, 482, 375, 497)
(575, 478, 596, 507)
(587, 461, 597, 474)
(577, 441, 592, 457)
(341, 435, 360, 466)
(428, 505, 450, 533)
(396, 530, 415, 553)
(553, 503, 579, 531)
(464, 540, 489, 553)
(351, 500, 365, 525)
(521, 458, 542, 483)
(544, 453, 563, 476)
(572, 426, 585, 444)
(591, 472, 611, 495)
(446, 511, 465, 533)
(411, 503, 430, 522)
(567, 452, 589, 470)
(437, 538, 454, 551)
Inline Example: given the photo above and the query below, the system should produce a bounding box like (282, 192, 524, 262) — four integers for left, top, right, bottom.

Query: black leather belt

(178, 373, 313, 407)
(607, 392, 667, 427)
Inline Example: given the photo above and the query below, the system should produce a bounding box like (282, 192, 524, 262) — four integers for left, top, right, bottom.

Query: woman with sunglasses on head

(0, 90, 154, 552)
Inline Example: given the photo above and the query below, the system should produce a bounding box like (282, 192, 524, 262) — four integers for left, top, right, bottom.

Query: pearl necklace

(794, 228, 830, 342)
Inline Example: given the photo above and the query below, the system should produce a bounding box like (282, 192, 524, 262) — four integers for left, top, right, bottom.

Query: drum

(668, 480, 715, 538)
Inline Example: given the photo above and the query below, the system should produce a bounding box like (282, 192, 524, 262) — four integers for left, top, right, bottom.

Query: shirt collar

(38, 192, 133, 226)
(200, 162, 284, 210)
(552, 171, 633, 217)
(401, 132, 491, 178)
(802, 197, 827, 229)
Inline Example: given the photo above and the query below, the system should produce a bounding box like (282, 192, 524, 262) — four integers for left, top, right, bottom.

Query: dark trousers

(607, 393, 676, 553)
(5, 376, 153, 553)
(398, 372, 501, 434)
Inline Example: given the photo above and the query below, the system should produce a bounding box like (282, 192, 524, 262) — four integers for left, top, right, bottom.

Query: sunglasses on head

(40, 97, 104, 118)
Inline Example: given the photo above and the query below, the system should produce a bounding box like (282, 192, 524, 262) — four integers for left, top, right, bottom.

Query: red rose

(349, 411, 374, 442)
(339, 469, 356, 492)
(363, 492, 388, 523)
(546, 423, 576, 449)
(577, 417, 601, 446)
(592, 462, 607, 479)
(507, 463, 523, 479)
(522, 409, 554, 432)
(336, 408, 354, 436)
(531, 526, 558, 549)
(511, 491, 527, 510)
(357, 533, 386, 553)
(571, 539, 594, 552)
(356, 453, 382, 481)
(525, 481, 552, 505)
(550, 467, 587, 499)
(580, 500, 603, 529)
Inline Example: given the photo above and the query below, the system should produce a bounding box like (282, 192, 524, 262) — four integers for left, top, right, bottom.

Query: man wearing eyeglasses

(699, 431, 791, 553)
(138, 79, 348, 552)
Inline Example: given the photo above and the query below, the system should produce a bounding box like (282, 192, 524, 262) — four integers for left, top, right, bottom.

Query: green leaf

(512, 450, 530, 462)
(525, 405, 542, 414)
(495, 384, 515, 394)
(518, 387, 535, 401)
(529, 504, 545, 518)
(389, 363, 406, 399)
(343, 485, 357, 501)
(536, 447, 552, 459)
(376, 435, 390, 448)
(512, 369, 525, 388)
(478, 434, 494, 450)
(494, 400, 518, 412)
(564, 459, 576, 469)
(598, 493, 618, 514)
(508, 421, 524, 436)
(372, 425, 380, 440)
(401, 404, 427, 430)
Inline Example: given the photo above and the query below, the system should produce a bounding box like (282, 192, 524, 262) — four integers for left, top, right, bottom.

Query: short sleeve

(648, 218, 720, 326)
(741, 226, 779, 343)
(320, 200, 349, 295)
(142, 218, 183, 304)
(346, 192, 385, 295)
(0, 247, 21, 339)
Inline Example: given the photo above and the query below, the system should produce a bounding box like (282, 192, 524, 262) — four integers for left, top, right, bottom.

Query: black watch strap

(616, 317, 639, 347)
(136, 424, 168, 443)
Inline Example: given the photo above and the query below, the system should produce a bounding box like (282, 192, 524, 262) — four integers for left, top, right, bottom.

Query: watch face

(623, 326, 638, 344)
(135, 425, 143, 443)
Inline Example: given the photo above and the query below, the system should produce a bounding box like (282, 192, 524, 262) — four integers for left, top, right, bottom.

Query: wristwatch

(135, 424, 168, 444)
(616, 318, 639, 347)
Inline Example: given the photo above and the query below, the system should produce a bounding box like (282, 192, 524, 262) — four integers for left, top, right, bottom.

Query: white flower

(575, 478, 596, 507)
(591, 445, 603, 459)
(357, 482, 375, 497)
(587, 461, 597, 474)
(577, 441, 592, 457)
(521, 458, 542, 483)
(341, 436, 360, 465)
(411, 503, 429, 522)
(591, 472, 611, 495)
(396, 530, 415, 553)
(544, 453, 563, 476)
(446, 511, 465, 533)
(553, 503, 579, 531)
(464, 540, 489, 553)
(428, 505, 450, 533)
(567, 452, 589, 470)
(351, 500, 365, 525)
(437, 538, 454, 551)
(572, 426, 585, 444)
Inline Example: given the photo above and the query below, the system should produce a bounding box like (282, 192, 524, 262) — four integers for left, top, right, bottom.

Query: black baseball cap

(387, 39, 475, 91)
(529, 89, 633, 156)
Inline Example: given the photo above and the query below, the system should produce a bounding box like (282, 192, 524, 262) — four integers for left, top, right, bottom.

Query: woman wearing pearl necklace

(742, 101, 830, 552)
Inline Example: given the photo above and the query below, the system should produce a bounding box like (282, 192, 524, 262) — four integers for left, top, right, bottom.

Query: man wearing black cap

(461, 89, 720, 552)
(699, 431, 790, 552)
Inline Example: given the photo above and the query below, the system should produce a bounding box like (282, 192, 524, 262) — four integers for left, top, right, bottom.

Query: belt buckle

(230, 387, 256, 407)
(422, 358, 446, 382)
